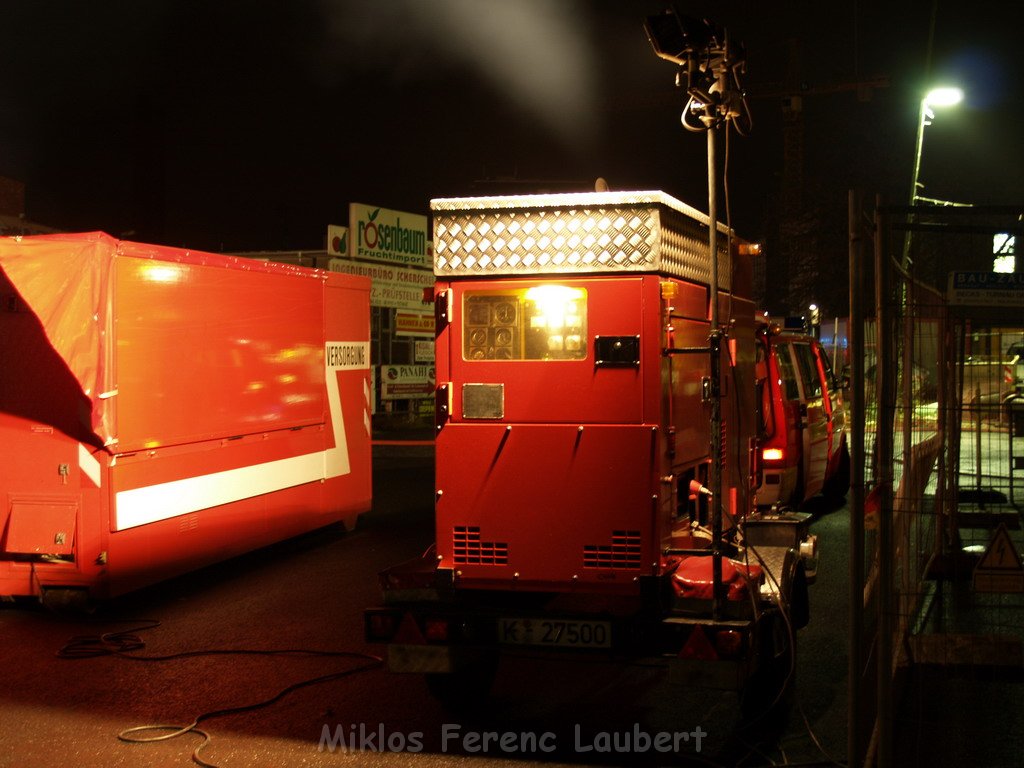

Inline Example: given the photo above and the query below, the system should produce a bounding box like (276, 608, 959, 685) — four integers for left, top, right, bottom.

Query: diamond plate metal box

(430, 190, 731, 289)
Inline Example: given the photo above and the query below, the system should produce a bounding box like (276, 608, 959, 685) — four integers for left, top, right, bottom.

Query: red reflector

(424, 617, 449, 642)
(679, 625, 718, 661)
(715, 629, 744, 659)
(762, 447, 784, 462)
(392, 614, 426, 644)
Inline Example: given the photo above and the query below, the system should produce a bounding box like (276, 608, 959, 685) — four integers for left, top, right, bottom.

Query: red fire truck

(0, 232, 372, 604)
(365, 191, 817, 713)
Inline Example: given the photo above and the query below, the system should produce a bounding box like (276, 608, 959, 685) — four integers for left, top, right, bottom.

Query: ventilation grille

(452, 526, 509, 565)
(583, 530, 642, 569)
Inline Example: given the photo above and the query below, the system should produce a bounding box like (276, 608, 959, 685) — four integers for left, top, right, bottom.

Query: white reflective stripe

(114, 340, 368, 531)
(115, 452, 325, 530)
(324, 353, 350, 478)
(363, 379, 372, 436)
(324, 340, 370, 478)
(78, 444, 102, 487)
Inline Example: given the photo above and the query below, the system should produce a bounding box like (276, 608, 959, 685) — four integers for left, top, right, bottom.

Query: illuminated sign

(327, 259, 434, 311)
(327, 225, 349, 257)
(948, 271, 1024, 307)
(380, 364, 435, 400)
(395, 310, 434, 338)
(349, 203, 428, 268)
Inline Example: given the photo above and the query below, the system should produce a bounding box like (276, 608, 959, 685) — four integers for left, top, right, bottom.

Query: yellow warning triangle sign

(976, 523, 1023, 572)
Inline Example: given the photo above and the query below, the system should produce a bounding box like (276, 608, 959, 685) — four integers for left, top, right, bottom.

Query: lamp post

(909, 87, 963, 205)
(902, 86, 963, 267)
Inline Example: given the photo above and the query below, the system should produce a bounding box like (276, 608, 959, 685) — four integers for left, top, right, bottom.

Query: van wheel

(823, 442, 851, 502)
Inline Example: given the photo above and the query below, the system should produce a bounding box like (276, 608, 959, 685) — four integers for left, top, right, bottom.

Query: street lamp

(909, 86, 963, 206)
(903, 86, 963, 267)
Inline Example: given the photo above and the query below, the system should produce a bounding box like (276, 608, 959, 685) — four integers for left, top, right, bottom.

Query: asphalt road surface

(0, 454, 852, 768)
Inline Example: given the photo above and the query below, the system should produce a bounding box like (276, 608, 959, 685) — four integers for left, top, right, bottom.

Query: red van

(755, 321, 849, 507)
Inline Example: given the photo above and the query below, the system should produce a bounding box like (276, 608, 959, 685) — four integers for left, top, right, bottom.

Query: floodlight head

(644, 10, 718, 66)
(924, 87, 963, 108)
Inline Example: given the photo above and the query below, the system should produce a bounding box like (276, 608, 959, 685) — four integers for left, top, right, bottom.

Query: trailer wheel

(424, 655, 498, 712)
(740, 612, 795, 724)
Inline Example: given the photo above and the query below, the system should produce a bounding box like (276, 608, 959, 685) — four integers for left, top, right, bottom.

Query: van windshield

(792, 343, 823, 399)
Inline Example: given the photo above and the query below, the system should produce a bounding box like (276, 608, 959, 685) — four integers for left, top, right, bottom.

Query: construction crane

(752, 39, 888, 313)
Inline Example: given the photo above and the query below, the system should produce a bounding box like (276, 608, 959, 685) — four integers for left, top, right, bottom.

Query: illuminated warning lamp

(762, 447, 785, 463)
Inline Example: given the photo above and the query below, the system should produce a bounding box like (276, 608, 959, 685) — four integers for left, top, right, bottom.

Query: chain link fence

(849, 195, 1024, 767)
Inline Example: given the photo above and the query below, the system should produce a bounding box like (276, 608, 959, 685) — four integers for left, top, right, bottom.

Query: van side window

(818, 345, 835, 384)
(774, 344, 801, 401)
(793, 343, 823, 399)
(756, 340, 773, 438)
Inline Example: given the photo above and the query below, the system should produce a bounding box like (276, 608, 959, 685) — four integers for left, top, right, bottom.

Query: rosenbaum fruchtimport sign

(332, 203, 435, 314)
(349, 203, 429, 269)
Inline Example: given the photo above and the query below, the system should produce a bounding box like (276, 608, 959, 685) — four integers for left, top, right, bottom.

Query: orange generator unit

(0, 232, 372, 604)
(366, 191, 817, 714)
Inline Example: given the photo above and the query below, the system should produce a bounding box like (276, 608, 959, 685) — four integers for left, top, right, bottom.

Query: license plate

(498, 618, 611, 648)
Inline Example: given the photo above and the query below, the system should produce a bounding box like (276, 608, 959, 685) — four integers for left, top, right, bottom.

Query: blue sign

(948, 272, 1024, 307)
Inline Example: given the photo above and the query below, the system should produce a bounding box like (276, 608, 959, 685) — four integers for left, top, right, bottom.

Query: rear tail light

(762, 447, 785, 462)
(714, 629, 745, 659)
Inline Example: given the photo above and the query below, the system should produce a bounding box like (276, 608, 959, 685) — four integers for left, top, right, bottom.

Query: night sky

(2, 1, 1022, 295)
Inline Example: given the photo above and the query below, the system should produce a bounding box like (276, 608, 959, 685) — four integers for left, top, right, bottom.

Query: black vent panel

(583, 530, 642, 569)
(452, 526, 509, 565)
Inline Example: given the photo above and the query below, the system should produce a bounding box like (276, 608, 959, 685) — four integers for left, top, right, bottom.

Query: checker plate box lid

(431, 190, 731, 288)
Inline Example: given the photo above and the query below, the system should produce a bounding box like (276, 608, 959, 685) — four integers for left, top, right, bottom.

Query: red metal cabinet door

(444, 276, 656, 425)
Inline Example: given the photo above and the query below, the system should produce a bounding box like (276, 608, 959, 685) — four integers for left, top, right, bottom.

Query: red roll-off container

(0, 232, 371, 600)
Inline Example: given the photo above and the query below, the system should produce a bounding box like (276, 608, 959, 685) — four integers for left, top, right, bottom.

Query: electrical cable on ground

(58, 619, 382, 768)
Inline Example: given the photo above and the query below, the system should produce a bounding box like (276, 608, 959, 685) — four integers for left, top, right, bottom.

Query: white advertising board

(327, 225, 349, 257)
(327, 259, 434, 311)
(379, 364, 435, 400)
(349, 203, 429, 268)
